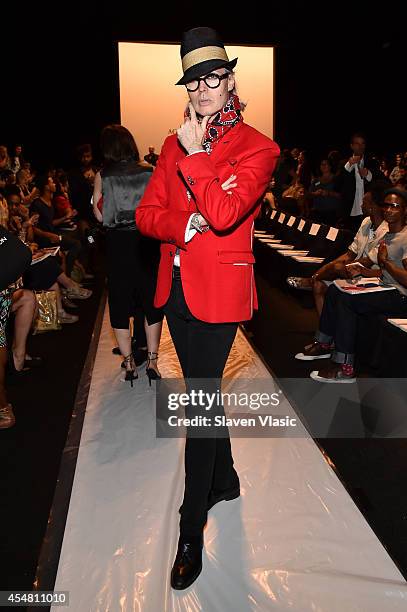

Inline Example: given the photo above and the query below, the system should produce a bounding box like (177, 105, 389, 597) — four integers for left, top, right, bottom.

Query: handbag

(0, 227, 32, 291)
(32, 290, 62, 334)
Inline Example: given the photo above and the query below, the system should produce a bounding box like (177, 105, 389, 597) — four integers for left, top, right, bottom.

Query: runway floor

(51, 305, 407, 611)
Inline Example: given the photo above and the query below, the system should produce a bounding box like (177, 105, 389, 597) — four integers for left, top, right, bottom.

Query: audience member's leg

(60, 236, 81, 277)
(49, 282, 78, 324)
(313, 280, 329, 318)
(11, 289, 36, 372)
(0, 292, 15, 427)
(0, 347, 8, 409)
(316, 284, 343, 346)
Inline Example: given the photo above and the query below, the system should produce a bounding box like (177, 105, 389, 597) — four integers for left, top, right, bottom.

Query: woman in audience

(54, 172, 77, 224)
(16, 168, 39, 206)
(93, 124, 163, 385)
(308, 158, 342, 225)
(7, 188, 89, 323)
(389, 153, 403, 184)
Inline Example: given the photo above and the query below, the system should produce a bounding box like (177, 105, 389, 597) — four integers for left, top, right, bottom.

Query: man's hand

(177, 103, 210, 154)
(358, 167, 369, 178)
(377, 242, 388, 267)
(348, 155, 361, 167)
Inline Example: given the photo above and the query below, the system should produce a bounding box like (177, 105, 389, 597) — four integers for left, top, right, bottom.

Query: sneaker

(0, 404, 16, 429)
(66, 287, 92, 300)
(58, 310, 79, 324)
(310, 363, 356, 383)
(295, 341, 332, 361)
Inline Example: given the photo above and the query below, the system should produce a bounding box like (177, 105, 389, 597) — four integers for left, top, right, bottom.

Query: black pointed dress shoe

(179, 484, 240, 514)
(171, 534, 203, 590)
(207, 484, 240, 511)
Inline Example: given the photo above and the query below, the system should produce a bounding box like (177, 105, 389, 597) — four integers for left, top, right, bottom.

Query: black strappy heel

(123, 354, 138, 387)
(146, 352, 161, 386)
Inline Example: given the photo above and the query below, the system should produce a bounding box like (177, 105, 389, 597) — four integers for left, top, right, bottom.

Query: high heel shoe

(146, 352, 161, 386)
(123, 354, 138, 388)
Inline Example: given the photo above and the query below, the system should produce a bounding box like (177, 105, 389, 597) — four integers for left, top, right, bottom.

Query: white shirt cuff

(365, 169, 372, 182)
(185, 213, 197, 242)
(344, 161, 352, 172)
(187, 149, 205, 156)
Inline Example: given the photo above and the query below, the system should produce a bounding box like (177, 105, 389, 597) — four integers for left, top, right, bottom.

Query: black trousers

(164, 267, 239, 537)
(317, 284, 407, 365)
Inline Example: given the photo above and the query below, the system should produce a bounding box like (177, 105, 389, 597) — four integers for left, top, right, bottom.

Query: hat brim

(175, 57, 238, 86)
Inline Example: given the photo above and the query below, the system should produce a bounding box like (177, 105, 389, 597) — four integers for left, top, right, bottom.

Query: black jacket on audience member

(337, 155, 383, 217)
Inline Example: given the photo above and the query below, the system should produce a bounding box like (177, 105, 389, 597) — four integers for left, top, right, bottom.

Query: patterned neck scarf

(185, 94, 242, 155)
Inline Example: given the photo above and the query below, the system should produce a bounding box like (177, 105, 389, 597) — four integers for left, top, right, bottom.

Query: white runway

(52, 306, 407, 611)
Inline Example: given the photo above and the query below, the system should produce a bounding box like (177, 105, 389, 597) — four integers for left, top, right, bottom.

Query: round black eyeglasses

(185, 72, 229, 92)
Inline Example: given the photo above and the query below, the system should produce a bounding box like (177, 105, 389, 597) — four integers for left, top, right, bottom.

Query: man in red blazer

(136, 27, 279, 590)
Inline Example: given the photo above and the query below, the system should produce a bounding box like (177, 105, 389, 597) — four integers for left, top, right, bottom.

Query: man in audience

(69, 144, 98, 235)
(31, 175, 82, 277)
(289, 182, 389, 311)
(295, 188, 407, 382)
(292, 181, 390, 318)
(338, 133, 379, 232)
(144, 146, 159, 167)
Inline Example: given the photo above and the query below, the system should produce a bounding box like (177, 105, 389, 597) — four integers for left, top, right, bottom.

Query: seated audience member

(295, 188, 407, 382)
(30, 175, 82, 277)
(0, 145, 10, 173)
(69, 143, 98, 234)
(1, 170, 17, 188)
(393, 164, 406, 190)
(54, 172, 94, 278)
(16, 168, 39, 206)
(289, 182, 389, 317)
(379, 157, 391, 179)
(327, 150, 343, 176)
(281, 167, 305, 214)
(7, 189, 90, 322)
(143, 146, 159, 167)
(308, 158, 342, 225)
(0, 287, 15, 428)
(389, 153, 403, 184)
(273, 151, 297, 206)
(53, 172, 78, 230)
(0, 193, 9, 228)
(296, 150, 312, 190)
(10, 145, 24, 174)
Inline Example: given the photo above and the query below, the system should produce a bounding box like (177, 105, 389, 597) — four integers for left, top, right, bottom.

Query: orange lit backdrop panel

(118, 42, 274, 158)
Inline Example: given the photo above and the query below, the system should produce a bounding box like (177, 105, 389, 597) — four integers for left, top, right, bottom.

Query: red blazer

(136, 120, 280, 323)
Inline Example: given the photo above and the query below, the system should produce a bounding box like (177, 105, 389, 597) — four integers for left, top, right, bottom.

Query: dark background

(2, 0, 405, 169)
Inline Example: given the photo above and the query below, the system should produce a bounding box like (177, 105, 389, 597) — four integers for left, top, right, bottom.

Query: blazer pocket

(218, 250, 255, 264)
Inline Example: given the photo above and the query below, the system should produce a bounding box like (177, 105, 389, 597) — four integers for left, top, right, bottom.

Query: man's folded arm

(177, 144, 280, 232)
